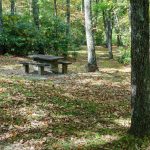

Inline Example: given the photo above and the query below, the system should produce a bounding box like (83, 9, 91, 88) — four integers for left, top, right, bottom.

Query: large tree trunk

(32, 0, 39, 29)
(84, 0, 98, 72)
(10, 0, 15, 15)
(129, 0, 150, 137)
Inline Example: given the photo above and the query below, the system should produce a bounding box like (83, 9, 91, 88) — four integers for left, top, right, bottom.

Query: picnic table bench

(58, 61, 72, 74)
(19, 61, 50, 75)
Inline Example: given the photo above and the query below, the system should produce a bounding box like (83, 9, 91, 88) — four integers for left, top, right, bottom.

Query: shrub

(0, 15, 82, 56)
(118, 47, 131, 64)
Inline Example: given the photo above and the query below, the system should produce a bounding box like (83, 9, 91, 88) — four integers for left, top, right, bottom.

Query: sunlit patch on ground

(114, 118, 131, 128)
(101, 134, 119, 143)
(3, 138, 46, 150)
(19, 106, 47, 120)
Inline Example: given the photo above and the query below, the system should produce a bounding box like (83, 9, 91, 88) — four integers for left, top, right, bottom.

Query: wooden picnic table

(29, 54, 64, 73)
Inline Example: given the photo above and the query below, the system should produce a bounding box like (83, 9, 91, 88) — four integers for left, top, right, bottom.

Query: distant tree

(81, 0, 84, 13)
(129, 0, 150, 136)
(66, 0, 70, 38)
(113, 11, 123, 46)
(10, 0, 15, 15)
(84, 0, 98, 72)
(54, 0, 57, 17)
(32, 0, 39, 29)
(63, 0, 70, 57)
(0, 0, 4, 54)
(103, 10, 113, 59)
(0, 0, 2, 31)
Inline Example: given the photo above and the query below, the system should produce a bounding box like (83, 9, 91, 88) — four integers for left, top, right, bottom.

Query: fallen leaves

(0, 88, 6, 93)
(0, 51, 133, 149)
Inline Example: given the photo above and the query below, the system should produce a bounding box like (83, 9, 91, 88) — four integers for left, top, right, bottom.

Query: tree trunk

(0, 0, 2, 31)
(53, 0, 58, 55)
(10, 0, 15, 15)
(93, 0, 99, 34)
(114, 12, 123, 46)
(129, 0, 150, 137)
(102, 11, 108, 47)
(32, 0, 39, 29)
(106, 16, 113, 59)
(81, 0, 84, 13)
(64, 0, 70, 58)
(103, 10, 113, 59)
(84, 0, 98, 72)
(0, 0, 4, 54)
(54, 0, 57, 17)
(66, 0, 70, 37)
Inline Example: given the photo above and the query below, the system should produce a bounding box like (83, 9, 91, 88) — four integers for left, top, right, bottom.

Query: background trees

(0, 0, 130, 62)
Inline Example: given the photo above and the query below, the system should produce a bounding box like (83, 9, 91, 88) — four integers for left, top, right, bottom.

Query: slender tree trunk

(64, 0, 70, 57)
(93, 0, 99, 34)
(0, 0, 2, 32)
(10, 0, 15, 15)
(66, 0, 70, 37)
(53, 0, 58, 55)
(106, 15, 113, 59)
(0, 0, 4, 54)
(32, 0, 39, 29)
(103, 10, 113, 59)
(54, 0, 57, 17)
(84, 0, 98, 72)
(129, 0, 150, 137)
(102, 11, 108, 47)
(114, 12, 123, 46)
(81, 0, 84, 13)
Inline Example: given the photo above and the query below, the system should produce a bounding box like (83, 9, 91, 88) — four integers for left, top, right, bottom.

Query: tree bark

(54, 0, 57, 17)
(114, 12, 123, 46)
(63, 0, 70, 57)
(84, 0, 98, 72)
(0, 0, 4, 54)
(53, 0, 58, 55)
(129, 0, 150, 137)
(0, 0, 2, 31)
(66, 0, 70, 37)
(32, 0, 40, 29)
(103, 10, 113, 59)
(10, 0, 15, 15)
(81, 0, 84, 13)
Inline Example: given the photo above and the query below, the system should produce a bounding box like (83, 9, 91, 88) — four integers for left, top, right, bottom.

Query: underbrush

(118, 47, 131, 65)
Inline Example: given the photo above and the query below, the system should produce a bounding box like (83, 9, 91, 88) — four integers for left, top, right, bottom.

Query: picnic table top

(28, 54, 64, 61)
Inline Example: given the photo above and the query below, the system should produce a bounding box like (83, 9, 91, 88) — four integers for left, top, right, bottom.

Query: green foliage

(0, 14, 82, 56)
(94, 30, 104, 46)
(0, 15, 43, 55)
(93, 1, 114, 12)
(118, 47, 131, 64)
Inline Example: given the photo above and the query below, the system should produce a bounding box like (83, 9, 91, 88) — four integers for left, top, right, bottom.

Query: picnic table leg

(62, 64, 68, 74)
(38, 66, 44, 75)
(24, 64, 29, 74)
(51, 61, 58, 73)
